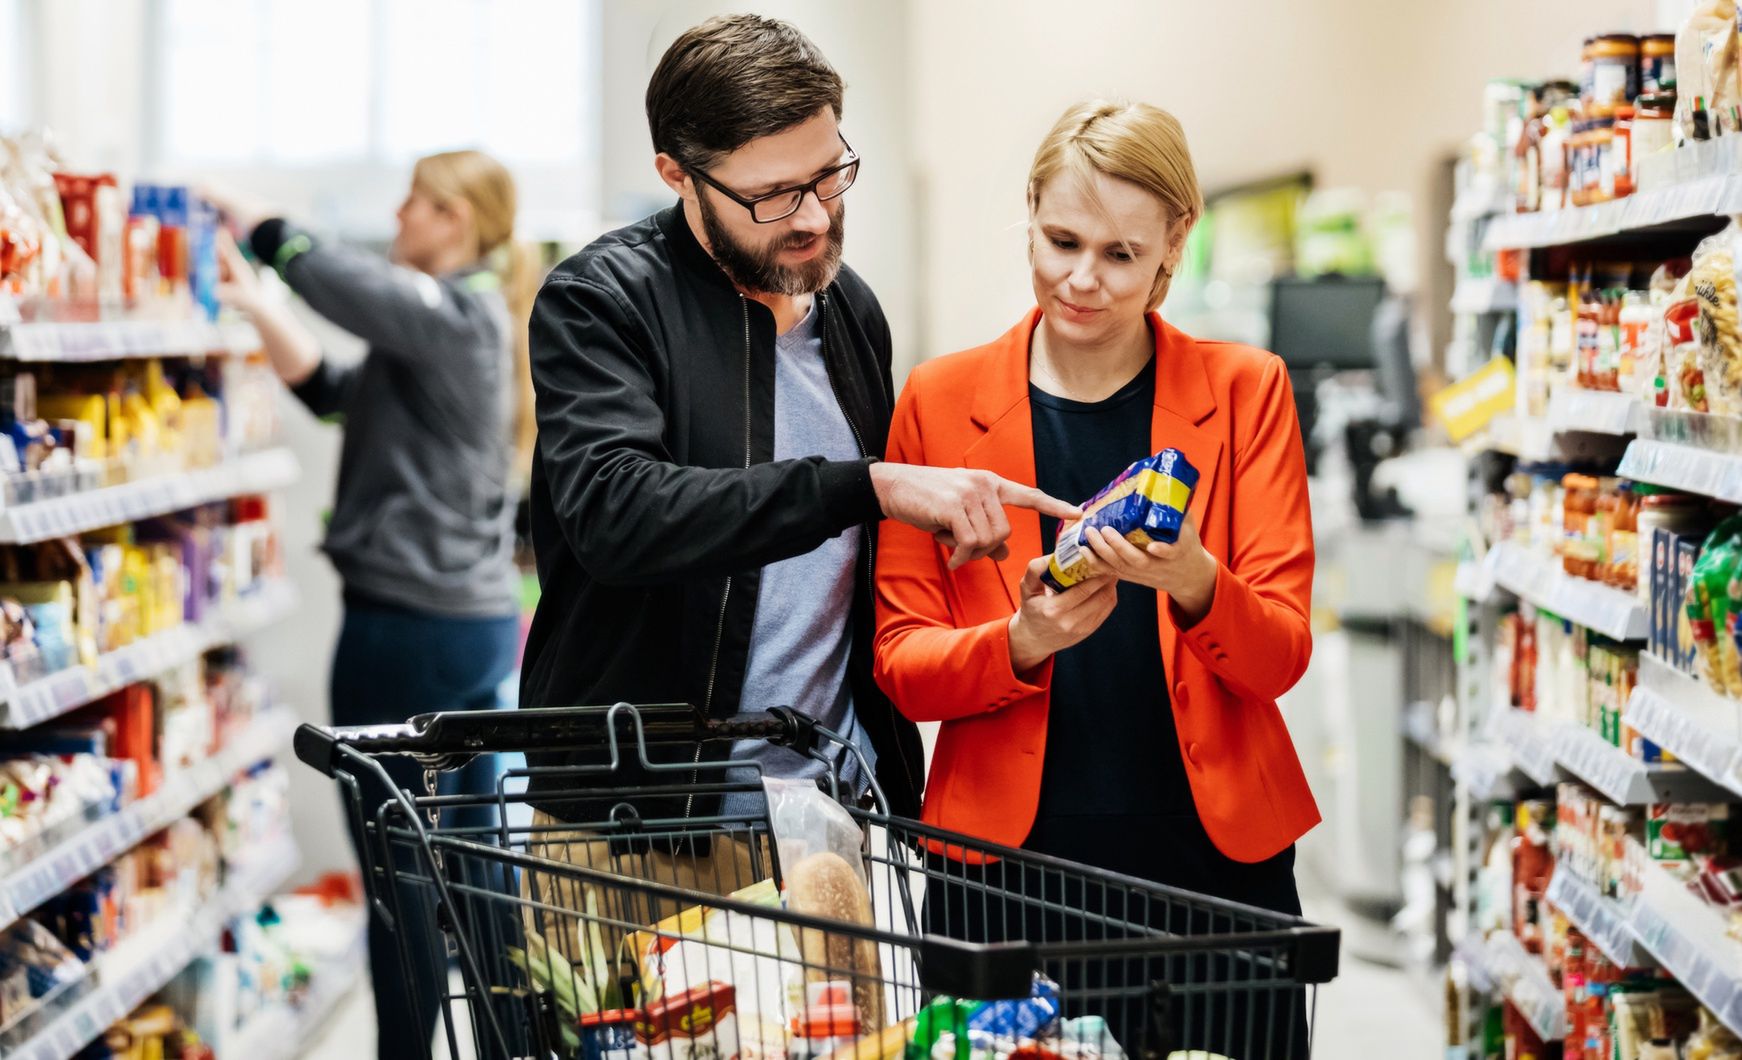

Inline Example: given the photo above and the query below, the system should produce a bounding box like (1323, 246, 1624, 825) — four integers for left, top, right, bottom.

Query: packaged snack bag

(1687, 515, 1742, 695)
(1042, 448, 1199, 592)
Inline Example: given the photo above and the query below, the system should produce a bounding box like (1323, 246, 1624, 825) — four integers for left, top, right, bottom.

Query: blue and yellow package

(1041, 448, 1198, 592)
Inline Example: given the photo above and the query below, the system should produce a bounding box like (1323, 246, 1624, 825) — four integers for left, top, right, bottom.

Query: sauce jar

(1631, 92, 1676, 166)
(1641, 33, 1677, 94)
(1612, 105, 1637, 198)
(1587, 34, 1641, 115)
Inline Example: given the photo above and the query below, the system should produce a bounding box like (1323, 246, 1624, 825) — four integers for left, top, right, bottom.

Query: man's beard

(697, 193, 845, 296)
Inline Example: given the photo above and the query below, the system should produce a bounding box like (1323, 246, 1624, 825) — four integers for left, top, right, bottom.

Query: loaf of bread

(786, 851, 884, 1032)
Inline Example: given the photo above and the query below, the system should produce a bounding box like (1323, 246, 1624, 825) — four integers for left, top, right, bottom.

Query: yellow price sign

(1431, 356, 1516, 443)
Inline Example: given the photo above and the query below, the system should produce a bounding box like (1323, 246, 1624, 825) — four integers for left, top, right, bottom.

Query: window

(0, 0, 34, 132)
(151, 0, 600, 239)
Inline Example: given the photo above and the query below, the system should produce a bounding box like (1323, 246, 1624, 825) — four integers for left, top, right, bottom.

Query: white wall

(904, 0, 1662, 365)
(597, 2, 919, 374)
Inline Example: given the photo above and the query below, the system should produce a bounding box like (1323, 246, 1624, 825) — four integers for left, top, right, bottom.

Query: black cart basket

(295, 704, 1340, 1060)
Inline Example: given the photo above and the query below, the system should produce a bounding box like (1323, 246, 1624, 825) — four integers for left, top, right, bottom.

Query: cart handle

(294, 702, 811, 776)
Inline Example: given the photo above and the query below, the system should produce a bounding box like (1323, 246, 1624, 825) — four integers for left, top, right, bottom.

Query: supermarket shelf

(1403, 700, 1457, 769)
(1453, 558, 1495, 604)
(1450, 277, 1517, 316)
(0, 708, 298, 931)
(1550, 721, 1735, 805)
(1451, 742, 1523, 800)
(1483, 173, 1738, 251)
(1626, 653, 1742, 799)
(0, 447, 298, 543)
(1493, 708, 1564, 788)
(1545, 869, 1654, 969)
(10, 838, 299, 1060)
(0, 580, 298, 729)
(1546, 389, 1642, 437)
(1625, 838, 1742, 1038)
(227, 914, 367, 1060)
(1485, 931, 1569, 1042)
(1617, 438, 1742, 504)
(0, 318, 262, 362)
(1487, 541, 1648, 641)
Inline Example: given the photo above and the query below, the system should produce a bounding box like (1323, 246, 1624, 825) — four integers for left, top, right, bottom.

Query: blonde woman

(209, 151, 540, 1053)
(873, 101, 1317, 1056)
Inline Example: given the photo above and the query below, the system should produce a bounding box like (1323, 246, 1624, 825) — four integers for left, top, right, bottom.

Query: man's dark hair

(646, 14, 844, 170)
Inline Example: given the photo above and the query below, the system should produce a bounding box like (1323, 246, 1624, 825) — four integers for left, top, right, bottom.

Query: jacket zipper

(817, 291, 920, 804)
(686, 296, 753, 820)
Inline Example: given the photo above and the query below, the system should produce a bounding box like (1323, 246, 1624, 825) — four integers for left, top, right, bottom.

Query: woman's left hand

(1083, 513, 1219, 626)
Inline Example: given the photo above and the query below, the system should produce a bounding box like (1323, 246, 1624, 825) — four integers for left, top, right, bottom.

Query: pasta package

(1691, 224, 1742, 414)
(1042, 448, 1199, 592)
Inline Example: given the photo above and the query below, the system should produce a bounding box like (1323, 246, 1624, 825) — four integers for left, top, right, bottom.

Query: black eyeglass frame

(688, 135, 860, 224)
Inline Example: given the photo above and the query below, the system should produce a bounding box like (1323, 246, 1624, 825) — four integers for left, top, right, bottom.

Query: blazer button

(1187, 742, 1201, 763)
(1175, 686, 1190, 707)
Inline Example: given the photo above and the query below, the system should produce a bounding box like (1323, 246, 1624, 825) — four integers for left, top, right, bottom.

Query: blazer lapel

(963, 310, 1045, 611)
(1147, 315, 1223, 678)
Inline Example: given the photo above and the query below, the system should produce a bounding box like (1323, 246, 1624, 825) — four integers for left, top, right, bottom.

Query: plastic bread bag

(1042, 448, 1199, 592)
(761, 776, 883, 1032)
(1678, 0, 1740, 138)
(1692, 222, 1742, 415)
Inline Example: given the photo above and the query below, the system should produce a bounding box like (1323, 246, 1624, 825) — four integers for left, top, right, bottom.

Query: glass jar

(1586, 34, 1641, 116)
(1636, 490, 1709, 607)
(1641, 34, 1676, 94)
(1562, 473, 1600, 578)
(1612, 105, 1636, 198)
(1631, 92, 1676, 166)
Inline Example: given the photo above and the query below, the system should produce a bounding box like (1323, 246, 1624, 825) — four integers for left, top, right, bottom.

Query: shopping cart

(295, 703, 1340, 1060)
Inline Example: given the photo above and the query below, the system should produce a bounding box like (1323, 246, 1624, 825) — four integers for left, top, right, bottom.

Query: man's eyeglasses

(689, 136, 860, 224)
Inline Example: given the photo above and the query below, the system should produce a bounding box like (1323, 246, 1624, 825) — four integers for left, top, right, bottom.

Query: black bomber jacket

(520, 204, 925, 823)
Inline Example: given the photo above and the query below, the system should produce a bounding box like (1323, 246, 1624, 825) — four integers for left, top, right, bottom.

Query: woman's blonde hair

(1027, 100, 1204, 312)
(411, 149, 543, 488)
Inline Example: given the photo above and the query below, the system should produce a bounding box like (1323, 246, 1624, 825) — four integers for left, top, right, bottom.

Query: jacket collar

(655, 201, 740, 295)
(968, 307, 1218, 430)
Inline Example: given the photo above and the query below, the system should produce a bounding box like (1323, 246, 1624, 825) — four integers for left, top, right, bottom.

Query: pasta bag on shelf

(1692, 223, 1742, 415)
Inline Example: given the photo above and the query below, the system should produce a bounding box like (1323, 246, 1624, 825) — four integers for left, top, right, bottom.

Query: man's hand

(1007, 557, 1119, 675)
(871, 463, 1080, 569)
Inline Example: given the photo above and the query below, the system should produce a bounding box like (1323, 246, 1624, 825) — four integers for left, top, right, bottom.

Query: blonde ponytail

(500, 239, 542, 487)
(412, 149, 546, 492)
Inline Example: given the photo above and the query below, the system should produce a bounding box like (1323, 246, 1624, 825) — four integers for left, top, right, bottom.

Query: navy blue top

(1027, 360, 1195, 822)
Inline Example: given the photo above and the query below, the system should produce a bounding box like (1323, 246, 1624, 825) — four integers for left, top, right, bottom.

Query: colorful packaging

(1688, 516, 1742, 693)
(964, 976, 1061, 1043)
(1042, 448, 1198, 592)
(1676, 536, 1704, 673)
(1647, 803, 1730, 862)
(637, 981, 739, 1060)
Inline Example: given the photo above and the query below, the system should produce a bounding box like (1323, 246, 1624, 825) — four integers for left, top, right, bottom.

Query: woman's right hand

(1007, 556, 1119, 676)
(215, 230, 263, 315)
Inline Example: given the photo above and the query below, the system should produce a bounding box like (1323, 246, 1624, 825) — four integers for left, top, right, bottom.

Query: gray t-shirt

(721, 301, 877, 817)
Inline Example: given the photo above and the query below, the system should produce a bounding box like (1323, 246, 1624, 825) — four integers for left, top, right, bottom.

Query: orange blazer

(872, 308, 1320, 864)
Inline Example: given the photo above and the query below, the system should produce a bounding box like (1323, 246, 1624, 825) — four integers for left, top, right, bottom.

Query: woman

(210, 150, 539, 1057)
(873, 101, 1318, 1057)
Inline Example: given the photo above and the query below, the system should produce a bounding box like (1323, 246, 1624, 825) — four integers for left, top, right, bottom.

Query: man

(521, 14, 1074, 843)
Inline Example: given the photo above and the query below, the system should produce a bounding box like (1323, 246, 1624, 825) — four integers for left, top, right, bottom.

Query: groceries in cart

(1042, 448, 1199, 591)
(295, 704, 1336, 1060)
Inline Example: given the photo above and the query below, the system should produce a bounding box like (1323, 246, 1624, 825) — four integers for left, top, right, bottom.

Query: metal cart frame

(295, 703, 1340, 1060)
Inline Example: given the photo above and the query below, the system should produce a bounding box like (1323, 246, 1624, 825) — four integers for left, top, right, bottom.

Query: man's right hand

(1007, 557, 1119, 675)
(870, 463, 1081, 570)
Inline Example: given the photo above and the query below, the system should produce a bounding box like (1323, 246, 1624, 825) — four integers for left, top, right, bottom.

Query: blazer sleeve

(872, 378, 1051, 723)
(1174, 356, 1315, 702)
